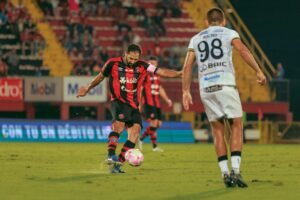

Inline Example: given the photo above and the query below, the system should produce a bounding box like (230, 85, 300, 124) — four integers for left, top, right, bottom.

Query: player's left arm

(182, 50, 195, 110)
(155, 68, 182, 78)
(232, 38, 266, 85)
(159, 86, 172, 107)
(145, 61, 181, 78)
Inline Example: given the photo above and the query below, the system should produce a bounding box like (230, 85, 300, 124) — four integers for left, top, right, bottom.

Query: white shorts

(200, 86, 243, 122)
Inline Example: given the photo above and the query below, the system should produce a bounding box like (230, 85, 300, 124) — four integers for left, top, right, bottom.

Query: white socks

(231, 156, 241, 174)
(218, 152, 242, 176)
(218, 160, 229, 175)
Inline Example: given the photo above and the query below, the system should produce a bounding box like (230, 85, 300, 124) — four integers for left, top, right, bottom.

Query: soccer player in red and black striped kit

(139, 56, 173, 152)
(77, 44, 181, 173)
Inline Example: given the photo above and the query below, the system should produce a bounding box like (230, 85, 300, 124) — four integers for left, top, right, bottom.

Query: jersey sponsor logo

(203, 74, 220, 81)
(120, 77, 138, 84)
(203, 33, 218, 39)
(199, 62, 227, 73)
(121, 85, 137, 93)
(208, 62, 227, 68)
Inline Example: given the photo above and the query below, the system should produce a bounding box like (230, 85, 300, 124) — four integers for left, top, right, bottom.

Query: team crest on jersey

(118, 114, 125, 119)
(150, 113, 155, 118)
(125, 68, 134, 72)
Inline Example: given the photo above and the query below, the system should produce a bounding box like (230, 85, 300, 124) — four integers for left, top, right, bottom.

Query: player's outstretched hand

(177, 70, 183, 78)
(166, 99, 173, 107)
(256, 72, 267, 85)
(76, 86, 88, 98)
(182, 91, 193, 111)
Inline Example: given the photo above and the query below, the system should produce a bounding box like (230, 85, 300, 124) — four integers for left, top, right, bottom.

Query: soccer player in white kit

(182, 8, 266, 187)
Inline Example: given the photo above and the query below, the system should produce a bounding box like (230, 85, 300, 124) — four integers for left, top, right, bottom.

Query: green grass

(0, 143, 300, 200)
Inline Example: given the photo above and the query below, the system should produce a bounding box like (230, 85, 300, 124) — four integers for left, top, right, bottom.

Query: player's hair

(127, 44, 142, 54)
(206, 8, 224, 24)
(148, 56, 158, 61)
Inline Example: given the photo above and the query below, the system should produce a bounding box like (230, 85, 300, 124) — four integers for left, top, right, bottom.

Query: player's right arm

(159, 86, 172, 107)
(76, 60, 112, 98)
(182, 50, 195, 111)
(232, 39, 266, 85)
(76, 72, 105, 97)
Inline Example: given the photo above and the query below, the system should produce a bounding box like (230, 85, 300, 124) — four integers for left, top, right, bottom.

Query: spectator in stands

(91, 60, 102, 76)
(0, 59, 8, 77)
(52, 0, 60, 14)
(71, 29, 82, 50)
(128, 30, 141, 45)
(30, 33, 45, 56)
(122, 0, 137, 17)
(153, 9, 166, 36)
(80, 29, 92, 49)
(69, 47, 83, 61)
(170, 0, 182, 18)
(168, 42, 181, 69)
(58, 0, 69, 19)
(20, 28, 31, 55)
(0, 9, 8, 27)
(274, 62, 285, 80)
(119, 30, 131, 51)
(115, 10, 132, 33)
(272, 62, 287, 101)
(99, 47, 109, 62)
(63, 30, 73, 52)
(3, 49, 20, 75)
(68, 0, 80, 14)
(37, 0, 54, 16)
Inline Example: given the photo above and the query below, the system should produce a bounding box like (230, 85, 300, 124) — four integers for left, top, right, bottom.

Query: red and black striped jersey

(143, 73, 161, 108)
(102, 57, 156, 109)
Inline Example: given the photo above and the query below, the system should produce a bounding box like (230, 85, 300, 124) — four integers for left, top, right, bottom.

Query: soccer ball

(125, 149, 144, 166)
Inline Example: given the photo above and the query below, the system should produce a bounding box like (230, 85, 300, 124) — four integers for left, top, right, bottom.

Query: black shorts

(110, 100, 142, 128)
(144, 104, 162, 120)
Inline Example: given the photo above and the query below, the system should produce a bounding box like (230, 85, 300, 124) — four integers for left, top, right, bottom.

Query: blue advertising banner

(0, 120, 194, 143)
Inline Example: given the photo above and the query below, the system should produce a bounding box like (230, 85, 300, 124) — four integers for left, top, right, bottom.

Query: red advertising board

(0, 78, 23, 101)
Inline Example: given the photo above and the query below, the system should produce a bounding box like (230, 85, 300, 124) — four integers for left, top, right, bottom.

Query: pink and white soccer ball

(125, 149, 144, 166)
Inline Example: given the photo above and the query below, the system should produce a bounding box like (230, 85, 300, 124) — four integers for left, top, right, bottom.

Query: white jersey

(188, 26, 240, 89)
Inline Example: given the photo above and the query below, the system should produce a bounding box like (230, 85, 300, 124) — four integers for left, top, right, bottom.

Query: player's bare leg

(118, 123, 141, 162)
(140, 119, 163, 152)
(152, 120, 163, 152)
(106, 121, 125, 173)
(210, 120, 233, 187)
(107, 120, 125, 163)
(228, 117, 248, 188)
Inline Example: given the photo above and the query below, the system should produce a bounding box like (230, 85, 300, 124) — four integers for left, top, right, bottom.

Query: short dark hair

(127, 44, 142, 54)
(207, 8, 224, 24)
(148, 56, 158, 61)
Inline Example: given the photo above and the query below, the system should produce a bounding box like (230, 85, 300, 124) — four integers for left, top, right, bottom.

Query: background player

(77, 44, 181, 173)
(139, 56, 174, 152)
(182, 8, 266, 187)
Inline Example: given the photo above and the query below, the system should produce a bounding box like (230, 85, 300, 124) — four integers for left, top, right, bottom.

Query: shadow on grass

(26, 172, 112, 183)
(162, 188, 232, 200)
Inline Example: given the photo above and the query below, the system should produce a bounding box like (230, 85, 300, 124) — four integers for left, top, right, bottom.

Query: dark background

(231, 0, 300, 120)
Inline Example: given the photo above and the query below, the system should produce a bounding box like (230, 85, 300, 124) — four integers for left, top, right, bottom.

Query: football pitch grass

(0, 143, 300, 200)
